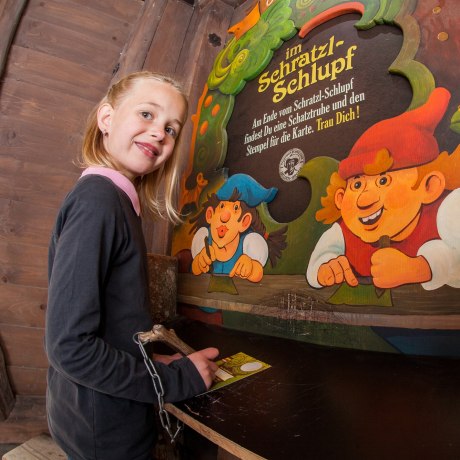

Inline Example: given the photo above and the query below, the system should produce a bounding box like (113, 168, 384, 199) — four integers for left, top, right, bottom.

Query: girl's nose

(150, 126, 165, 142)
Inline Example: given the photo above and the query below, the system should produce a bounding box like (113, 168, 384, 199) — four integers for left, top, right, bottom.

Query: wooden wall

(0, 0, 247, 442)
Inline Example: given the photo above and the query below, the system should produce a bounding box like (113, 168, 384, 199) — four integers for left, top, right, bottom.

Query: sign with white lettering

(172, 0, 460, 350)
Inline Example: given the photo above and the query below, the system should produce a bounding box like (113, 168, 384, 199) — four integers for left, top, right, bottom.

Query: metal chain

(133, 333, 183, 443)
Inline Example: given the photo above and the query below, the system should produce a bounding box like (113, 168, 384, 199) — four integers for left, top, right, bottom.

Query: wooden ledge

(2, 434, 65, 460)
(178, 273, 460, 329)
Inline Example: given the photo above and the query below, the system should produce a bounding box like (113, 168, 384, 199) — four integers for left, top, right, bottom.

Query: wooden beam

(178, 274, 460, 329)
(112, 0, 168, 80)
(0, 0, 28, 83)
(0, 345, 15, 421)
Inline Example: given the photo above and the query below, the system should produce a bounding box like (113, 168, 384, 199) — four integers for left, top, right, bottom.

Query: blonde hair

(80, 71, 188, 223)
(316, 145, 460, 225)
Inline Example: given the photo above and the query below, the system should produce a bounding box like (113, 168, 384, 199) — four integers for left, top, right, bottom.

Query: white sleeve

(242, 232, 269, 266)
(306, 223, 345, 288)
(191, 227, 208, 258)
(418, 189, 460, 290)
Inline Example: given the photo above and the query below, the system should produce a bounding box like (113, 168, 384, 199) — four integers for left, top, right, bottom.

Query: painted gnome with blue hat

(190, 174, 287, 283)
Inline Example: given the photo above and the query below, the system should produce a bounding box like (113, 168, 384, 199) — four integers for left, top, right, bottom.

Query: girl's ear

(97, 103, 113, 134)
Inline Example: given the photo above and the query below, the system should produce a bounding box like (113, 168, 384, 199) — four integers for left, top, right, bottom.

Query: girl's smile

(135, 141, 160, 159)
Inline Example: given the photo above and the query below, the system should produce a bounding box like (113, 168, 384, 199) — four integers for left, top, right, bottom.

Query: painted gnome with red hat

(307, 87, 460, 293)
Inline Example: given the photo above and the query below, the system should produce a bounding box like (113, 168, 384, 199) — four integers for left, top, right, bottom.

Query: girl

(45, 71, 219, 460)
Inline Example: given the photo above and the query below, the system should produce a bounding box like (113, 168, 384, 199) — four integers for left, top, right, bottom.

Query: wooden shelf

(178, 274, 460, 329)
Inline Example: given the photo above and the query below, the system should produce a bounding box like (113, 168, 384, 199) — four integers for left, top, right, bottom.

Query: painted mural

(172, 0, 460, 355)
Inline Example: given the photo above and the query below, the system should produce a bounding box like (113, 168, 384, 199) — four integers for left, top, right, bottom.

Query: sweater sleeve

(46, 178, 205, 404)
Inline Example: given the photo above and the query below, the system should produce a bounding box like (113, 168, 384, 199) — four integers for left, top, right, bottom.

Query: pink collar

(81, 167, 141, 216)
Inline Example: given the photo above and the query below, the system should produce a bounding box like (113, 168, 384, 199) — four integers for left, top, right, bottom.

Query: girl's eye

(165, 126, 178, 138)
(141, 111, 153, 120)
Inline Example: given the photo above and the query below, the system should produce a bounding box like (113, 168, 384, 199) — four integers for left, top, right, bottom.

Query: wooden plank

(0, 157, 78, 209)
(5, 45, 108, 102)
(0, 79, 94, 135)
(0, 396, 47, 444)
(25, 0, 134, 46)
(114, 0, 168, 78)
(0, 284, 46, 329)
(69, 0, 143, 23)
(178, 274, 460, 329)
(143, 0, 194, 75)
(0, 324, 47, 369)
(7, 366, 47, 397)
(0, 0, 28, 81)
(0, 199, 57, 248)
(0, 114, 84, 172)
(2, 434, 66, 460)
(0, 241, 48, 288)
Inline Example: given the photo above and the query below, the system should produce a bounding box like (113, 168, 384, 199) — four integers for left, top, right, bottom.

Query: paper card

(207, 352, 271, 392)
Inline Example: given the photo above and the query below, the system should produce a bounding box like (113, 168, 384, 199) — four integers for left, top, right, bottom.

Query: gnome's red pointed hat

(338, 87, 451, 179)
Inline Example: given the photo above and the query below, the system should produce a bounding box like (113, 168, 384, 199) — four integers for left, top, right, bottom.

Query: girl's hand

(152, 353, 182, 365)
(187, 347, 219, 389)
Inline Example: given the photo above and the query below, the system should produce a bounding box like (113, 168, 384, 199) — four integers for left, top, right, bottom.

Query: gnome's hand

(191, 246, 216, 275)
(317, 256, 358, 287)
(230, 254, 263, 283)
(371, 248, 432, 288)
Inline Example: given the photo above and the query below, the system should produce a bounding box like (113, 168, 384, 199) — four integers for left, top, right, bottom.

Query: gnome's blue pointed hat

(216, 174, 277, 207)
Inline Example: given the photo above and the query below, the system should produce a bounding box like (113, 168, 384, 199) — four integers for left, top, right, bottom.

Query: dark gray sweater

(45, 175, 205, 460)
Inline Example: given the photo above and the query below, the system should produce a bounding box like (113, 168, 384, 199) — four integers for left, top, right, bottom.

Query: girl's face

(97, 79, 186, 181)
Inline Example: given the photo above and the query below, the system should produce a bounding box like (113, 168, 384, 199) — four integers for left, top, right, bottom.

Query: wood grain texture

(0, 396, 47, 444)
(0, 241, 48, 288)
(114, 0, 168, 78)
(0, 199, 56, 247)
(178, 274, 460, 329)
(0, 324, 47, 369)
(2, 434, 65, 460)
(0, 284, 47, 329)
(5, 45, 108, 102)
(0, 345, 15, 420)
(0, 0, 28, 81)
(0, 157, 78, 209)
(6, 366, 47, 397)
(143, 0, 193, 75)
(25, 0, 135, 46)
